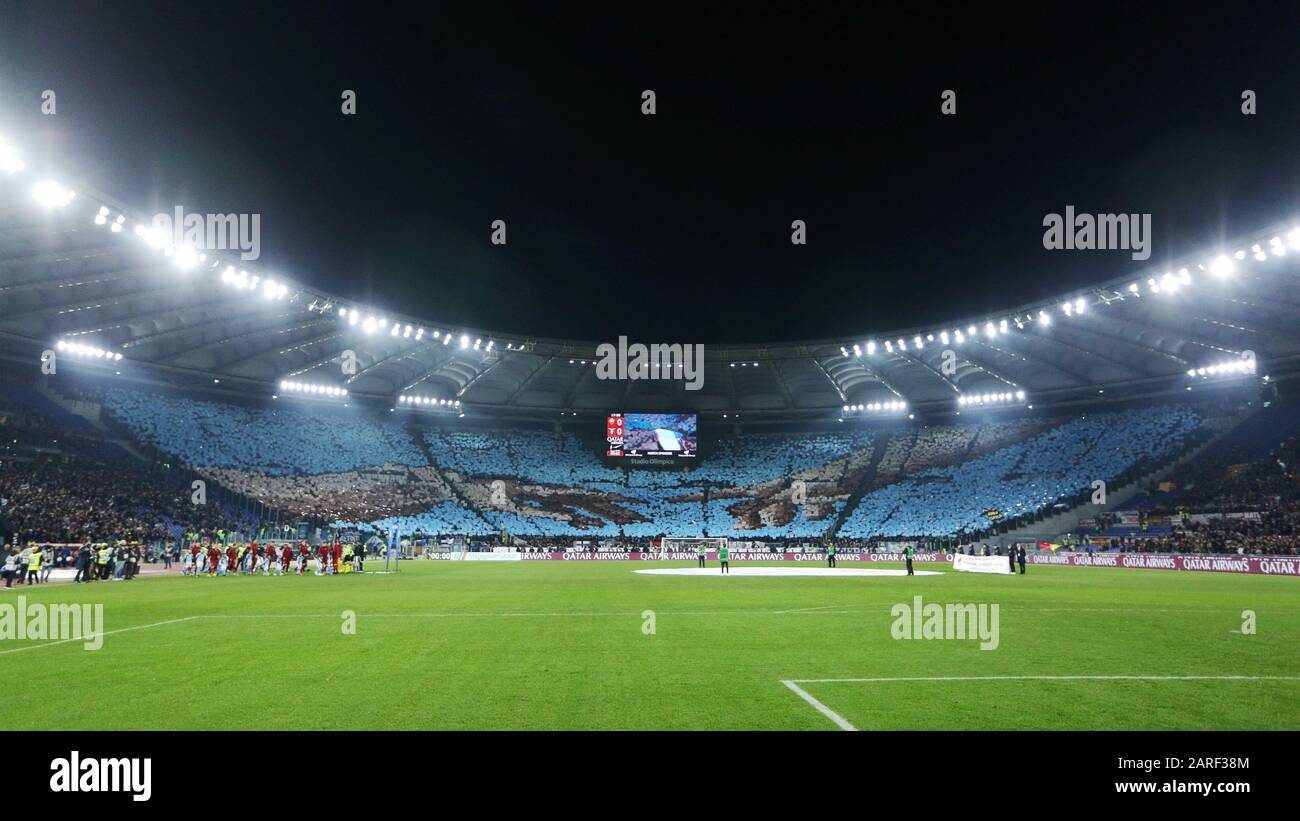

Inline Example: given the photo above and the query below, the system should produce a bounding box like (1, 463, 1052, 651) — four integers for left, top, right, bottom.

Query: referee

(697, 543, 706, 569)
(826, 541, 836, 568)
(718, 543, 730, 575)
(904, 543, 914, 576)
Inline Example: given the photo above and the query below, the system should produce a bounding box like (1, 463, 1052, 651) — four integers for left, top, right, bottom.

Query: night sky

(2, 2, 1299, 344)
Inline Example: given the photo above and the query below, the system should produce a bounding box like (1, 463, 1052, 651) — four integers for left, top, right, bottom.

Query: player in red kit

(297, 543, 308, 575)
(332, 542, 342, 574)
(318, 543, 330, 574)
(280, 544, 292, 575)
(207, 545, 220, 575)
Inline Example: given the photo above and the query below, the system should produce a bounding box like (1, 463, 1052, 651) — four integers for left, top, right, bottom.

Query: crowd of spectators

(103, 388, 425, 475)
(1176, 431, 1299, 513)
(1108, 509, 1299, 556)
(1100, 432, 1300, 556)
(10, 384, 1293, 557)
(1, 402, 233, 546)
(840, 405, 1204, 538)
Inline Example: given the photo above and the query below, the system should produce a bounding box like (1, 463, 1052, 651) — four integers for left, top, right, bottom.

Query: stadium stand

(0, 409, 229, 544)
(1158, 396, 1300, 513)
(6, 385, 1250, 549)
(1081, 399, 1300, 556)
(7, 370, 1297, 560)
(838, 405, 1204, 538)
(102, 388, 425, 474)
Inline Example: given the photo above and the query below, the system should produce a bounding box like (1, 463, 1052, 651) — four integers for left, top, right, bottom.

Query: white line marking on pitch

(773, 604, 865, 615)
(780, 680, 857, 731)
(771, 604, 1237, 616)
(781, 675, 1300, 730)
(212, 610, 750, 619)
(636, 567, 942, 578)
(793, 674, 1300, 684)
(0, 616, 202, 656)
(4, 607, 1279, 655)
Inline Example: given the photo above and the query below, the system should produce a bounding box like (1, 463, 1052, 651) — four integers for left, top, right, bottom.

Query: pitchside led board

(606, 413, 698, 458)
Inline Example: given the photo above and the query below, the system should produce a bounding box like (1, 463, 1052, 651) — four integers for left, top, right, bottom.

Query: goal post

(662, 537, 728, 553)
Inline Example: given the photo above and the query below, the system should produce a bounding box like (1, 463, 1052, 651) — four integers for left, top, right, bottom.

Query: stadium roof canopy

(2, 133, 1299, 422)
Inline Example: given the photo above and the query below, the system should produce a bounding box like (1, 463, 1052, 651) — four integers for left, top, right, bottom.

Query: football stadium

(2, 133, 1299, 731)
(0, 9, 1298, 774)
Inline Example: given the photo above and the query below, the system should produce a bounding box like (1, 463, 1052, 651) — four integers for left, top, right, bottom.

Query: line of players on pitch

(181, 541, 362, 577)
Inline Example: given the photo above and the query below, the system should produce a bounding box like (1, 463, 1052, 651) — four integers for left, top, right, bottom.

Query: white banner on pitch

(952, 553, 1014, 574)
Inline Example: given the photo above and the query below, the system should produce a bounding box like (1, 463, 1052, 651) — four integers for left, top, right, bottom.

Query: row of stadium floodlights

(1, 131, 1294, 409)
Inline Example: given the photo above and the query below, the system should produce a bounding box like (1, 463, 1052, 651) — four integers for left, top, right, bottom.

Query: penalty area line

(780, 674, 1300, 731)
(0, 615, 203, 656)
(780, 680, 857, 731)
(790, 674, 1300, 684)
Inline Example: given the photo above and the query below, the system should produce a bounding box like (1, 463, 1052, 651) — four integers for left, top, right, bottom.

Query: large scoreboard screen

(606, 413, 697, 458)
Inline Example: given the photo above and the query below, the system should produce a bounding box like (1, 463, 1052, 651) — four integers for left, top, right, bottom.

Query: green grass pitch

(2, 560, 1297, 730)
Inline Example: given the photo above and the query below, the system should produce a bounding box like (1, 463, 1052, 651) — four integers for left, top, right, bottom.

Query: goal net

(662, 537, 728, 552)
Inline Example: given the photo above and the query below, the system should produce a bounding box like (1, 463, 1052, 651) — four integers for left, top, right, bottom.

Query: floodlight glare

(33, 180, 75, 208)
(0, 136, 23, 175)
(1209, 255, 1235, 277)
(144, 226, 168, 249)
(174, 244, 200, 271)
